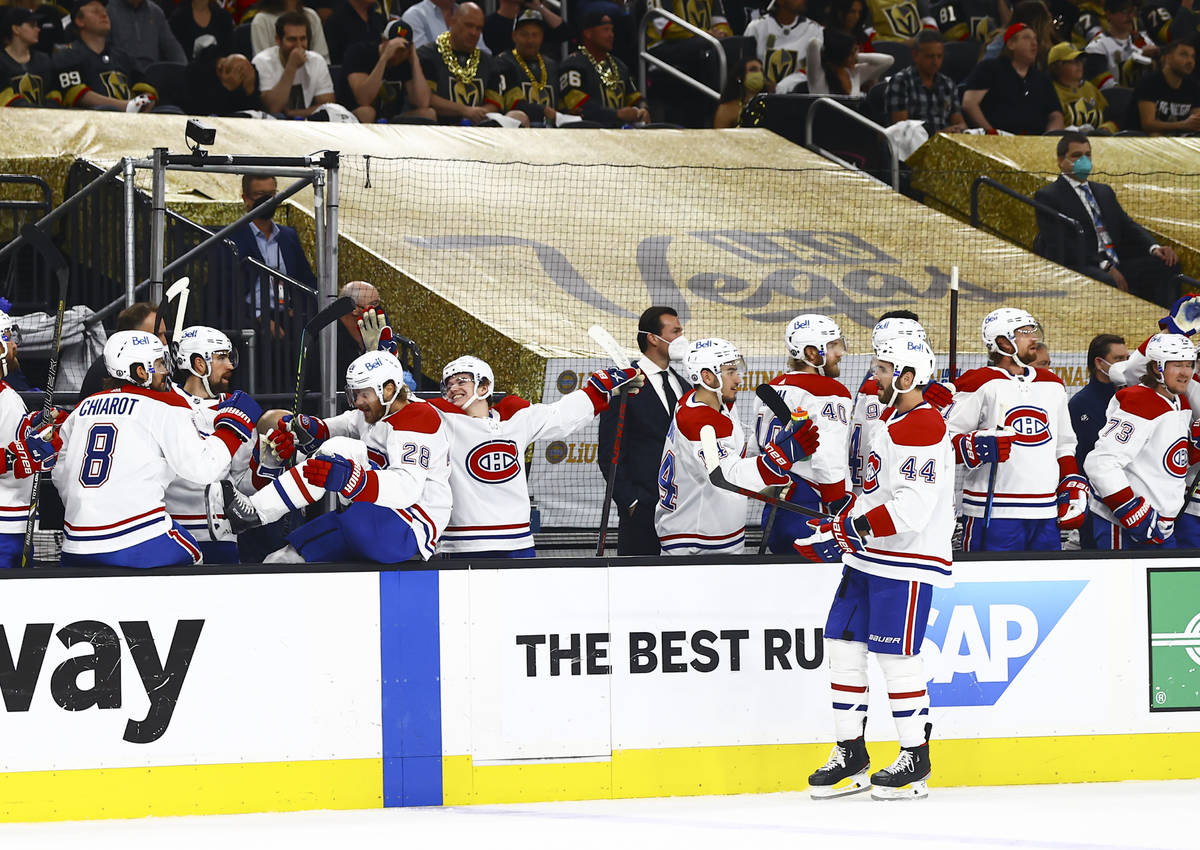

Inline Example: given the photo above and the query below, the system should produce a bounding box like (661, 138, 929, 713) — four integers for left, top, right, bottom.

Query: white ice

(3, 780, 1195, 850)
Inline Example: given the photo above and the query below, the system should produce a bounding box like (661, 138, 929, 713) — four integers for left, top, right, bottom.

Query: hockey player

(655, 338, 819, 555)
(946, 308, 1086, 551)
(754, 314, 851, 553)
(796, 336, 953, 801)
(221, 350, 452, 564)
(53, 331, 263, 567)
(165, 326, 256, 563)
(430, 355, 642, 557)
(1086, 333, 1195, 549)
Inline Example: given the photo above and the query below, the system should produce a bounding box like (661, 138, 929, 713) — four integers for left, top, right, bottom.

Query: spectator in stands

(885, 30, 966, 131)
(744, 0, 822, 94)
(344, 19, 434, 123)
(322, 0, 387, 64)
(1082, 0, 1156, 90)
(559, 9, 649, 126)
(983, 0, 1053, 65)
(54, 0, 161, 111)
(1049, 41, 1118, 132)
(864, 0, 937, 44)
(1034, 131, 1183, 307)
(962, 23, 1064, 132)
(934, 0, 1001, 42)
(0, 7, 57, 106)
(497, 9, 558, 125)
(5, 0, 66, 55)
(254, 10, 335, 117)
(484, 0, 568, 56)
(645, 0, 748, 126)
(713, 54, 764, 127)
(106, 0, 187, 75)
(805, 27, 892, 94)
(336, 279, 381, 379)
(78, 301, 164, 399)
(596, 305, 687, 555)
(824, 0, 873, 52)
(1129, 38, 1200, 135)
(169, 0, 234, 60)
(251, 0, 329, 61)
(403, 0, 492, 54)
(185, 44, 266, 115)
(418, 2, 518, 124)
(1068, 332, 1128, 550)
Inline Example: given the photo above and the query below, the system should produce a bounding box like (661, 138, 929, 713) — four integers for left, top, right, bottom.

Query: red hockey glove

(1056, 474, 1090, 530)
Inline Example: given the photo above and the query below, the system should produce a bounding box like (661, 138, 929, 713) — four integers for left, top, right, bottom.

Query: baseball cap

(2, 7, 35, 29)
(71, 0, 107, 18)
(1047, 42, 1083, 64)
(580, 8, 612, 29)
(513, 8, 548, 31)
(382, 18, 411, 41)
(1002, 22, 1029, 45)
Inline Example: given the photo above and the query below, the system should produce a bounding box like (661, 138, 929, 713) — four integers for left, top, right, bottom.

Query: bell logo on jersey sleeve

(467, 440, 521, 483)
(1003, 405, 1051, 447)
(1163, 438, 1190, 478)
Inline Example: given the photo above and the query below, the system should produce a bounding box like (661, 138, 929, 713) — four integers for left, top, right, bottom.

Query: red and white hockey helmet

(441, 355, 494, 409)
(871, 317, 927, 351)
(104, 330, 167, 387)
(683, 338, 744, 392)
(981, 307, 1042, 356)
(1145, 332, 1196, 379)
(785, 313, 843, 369)
(345, 350, 407, 408)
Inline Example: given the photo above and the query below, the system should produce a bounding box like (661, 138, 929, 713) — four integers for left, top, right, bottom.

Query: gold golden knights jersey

(0, 49, 58, 106)
(930, 0, 997, 41)
(417, 41, 502, 114)
(867, 0, 937, 42)
(1054, 80, 1112, 130)
(646, 0, 733, 45)
(497, 50, 557, 122)
(559, 49, 642, 125)
(52, 40, 156, 106)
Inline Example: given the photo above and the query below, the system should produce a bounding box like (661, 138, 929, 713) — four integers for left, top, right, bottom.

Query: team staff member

(1068, 332, 1129, 549)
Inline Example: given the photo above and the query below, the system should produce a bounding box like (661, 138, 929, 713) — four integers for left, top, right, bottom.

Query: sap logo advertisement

(922, 580, 1087, 707)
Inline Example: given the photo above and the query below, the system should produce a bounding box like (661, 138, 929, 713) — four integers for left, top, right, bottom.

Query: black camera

(186, 118, 216, 153)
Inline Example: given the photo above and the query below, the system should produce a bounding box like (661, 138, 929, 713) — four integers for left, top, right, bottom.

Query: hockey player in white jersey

(165, 326, 256, 563)
(1085, 333, 1195, 550)
(796, 337, 954, 801)
(221, 350, 452, 563)
(429, 355, 643, 557)
(655, 338, 819, 555)
(53, 331, 263, 567)
(754, 314, 852, 553)
(946, 308, 1086, 551)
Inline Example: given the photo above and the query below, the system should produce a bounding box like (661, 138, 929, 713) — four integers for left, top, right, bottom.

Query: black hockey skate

(870, 722, 931, 800)
(221, 480, 263, 534)
(808, 734, 871, 799)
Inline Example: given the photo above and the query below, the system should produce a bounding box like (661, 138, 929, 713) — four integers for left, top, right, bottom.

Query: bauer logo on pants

(467, 440, 521, 483)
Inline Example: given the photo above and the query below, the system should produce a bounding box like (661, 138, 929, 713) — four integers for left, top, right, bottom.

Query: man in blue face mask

(1033, 131, 1187, 308)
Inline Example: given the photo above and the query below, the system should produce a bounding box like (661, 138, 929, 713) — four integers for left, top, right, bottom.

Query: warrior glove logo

(467, 440, 520, 483)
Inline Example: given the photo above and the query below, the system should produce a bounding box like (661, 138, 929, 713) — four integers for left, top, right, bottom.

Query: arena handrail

(638, 7, 727, 103)
(969, 175, 1086, 267)
(804, 96, 900, 191)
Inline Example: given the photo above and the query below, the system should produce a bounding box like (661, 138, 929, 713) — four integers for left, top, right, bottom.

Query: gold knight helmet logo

(16, 73, 42, 104)
(884, 2, 922, 37)
(766, 48, 797, 83)
(100, 70, 131, 100)
(682, 0, 712, 29)
(601, 77, 627, 109)
(452, 76, 484, 105)
(522, 81, 552, 107)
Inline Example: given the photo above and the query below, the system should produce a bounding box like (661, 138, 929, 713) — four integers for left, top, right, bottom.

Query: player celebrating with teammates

(222, 350, 452, 564)
(430, 355, 642, 557)
(53, 331, 263, 567)
(1084, 333, 1195, 550)
(754, 314, 852, 553)
(655, 338, 819, 555)
(946, 308, 1086, 551)
(796, 336, 953, 801)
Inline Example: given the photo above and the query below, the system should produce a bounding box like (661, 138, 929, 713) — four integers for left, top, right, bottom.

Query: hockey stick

(292, 296, 355, 415)
(589, 324, 632, 555)
(18, 223, 68, 568)
(166, 276, 190, 365)
(948, 266, 959, 381)
(755, 383, 802, 554)
(699, 425, 830, 521)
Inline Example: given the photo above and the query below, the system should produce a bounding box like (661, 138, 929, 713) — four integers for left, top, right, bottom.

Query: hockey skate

(870, 723, 931, 800)
(808, 736, 871, 799)
(221, 480, 263, 534)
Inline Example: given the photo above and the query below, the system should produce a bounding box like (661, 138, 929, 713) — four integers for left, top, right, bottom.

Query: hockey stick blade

(588, 324, 632, 370)
(699, 425, 828, 520)
(309, 295, 356, 334)
(20, 223, 67, 271)
(755, 383, 793, 424)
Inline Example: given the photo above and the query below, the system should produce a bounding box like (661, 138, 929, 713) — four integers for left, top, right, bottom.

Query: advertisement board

(1148, 567, 1200, 711)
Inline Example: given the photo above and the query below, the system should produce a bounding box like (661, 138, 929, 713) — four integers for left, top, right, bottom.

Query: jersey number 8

(79, 423, 117, 487)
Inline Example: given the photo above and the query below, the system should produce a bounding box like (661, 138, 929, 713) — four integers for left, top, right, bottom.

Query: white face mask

(666, 335, 690, 362)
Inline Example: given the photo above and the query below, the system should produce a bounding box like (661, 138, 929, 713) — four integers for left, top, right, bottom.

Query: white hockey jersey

(844, 402, 955, 587)
(753, 371, 851, 505)
(848, 375, 888, 496)
(1084, 385, 1191, 525)
(945, 365, 1079, 520)
(163, 385, 255, 544)
(743, 14, 822, 87)
(1084, 30, 1155, 88)
(53, 386, 241, 555)
(655, 390, 781, 555)
(0, 382, 31, 535)
(430, 390, 598, 554)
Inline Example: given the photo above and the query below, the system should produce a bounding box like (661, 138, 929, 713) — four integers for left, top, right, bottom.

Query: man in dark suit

(596, 306, 687, 555)
(1034, 131, 1183, 308)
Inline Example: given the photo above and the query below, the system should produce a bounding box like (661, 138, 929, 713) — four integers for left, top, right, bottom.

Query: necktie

(1079, 182, 1119, 267)
(661, 371, 678, 411)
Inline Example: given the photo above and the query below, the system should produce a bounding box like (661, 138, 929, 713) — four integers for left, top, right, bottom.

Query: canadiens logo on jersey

(1163, 437, 1190, 478)
(1003, 405, 1051, 446)
(766, 49, 797, 84)
(863, 451, 881, 492)
(466, 439, 521, 482)
(452, 76, 484, 105)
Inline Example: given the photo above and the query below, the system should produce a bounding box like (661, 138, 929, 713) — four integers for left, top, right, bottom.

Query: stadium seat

(144, 62, 187, 109)
(1103, 86, 1134, 129)
(1083, 52, 1109, 83)
(233, 22, 253, 59)
(941, 40, 981, 83)
(865, 82, 889, 125)
(872, 41, 913, 74)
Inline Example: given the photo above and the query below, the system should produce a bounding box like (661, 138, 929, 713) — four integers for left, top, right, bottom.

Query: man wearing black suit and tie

(1034, 131, 1183, 309)
(597, 306, 687, 555)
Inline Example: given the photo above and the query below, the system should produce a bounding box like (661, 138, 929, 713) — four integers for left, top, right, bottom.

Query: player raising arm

(53, 331, 263, 567)
(796, 337, 954, 801)
(655, 338, 819, 555)
(1084, 333, 1195, 550)
(429, 355, 642, 557)
(222, 351, 452, 564)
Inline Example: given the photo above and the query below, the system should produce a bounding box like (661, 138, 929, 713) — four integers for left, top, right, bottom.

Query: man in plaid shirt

(884, 30, 966, 133)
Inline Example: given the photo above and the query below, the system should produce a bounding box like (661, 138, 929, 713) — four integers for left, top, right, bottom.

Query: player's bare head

(72, 0, 110, 36)
(580, 9, 615, 53)
(982, 307, 1042, 366)
(0, 311, 18, 377)
(105, 330, 169, 391)
(684, 338, 744, 404)
(346, 351, 408, 423)
(1142, 333, 1196, 396)
(442, 355, 493, 411)
(785, 314, 844, 377)
(450, 2, 484, 50)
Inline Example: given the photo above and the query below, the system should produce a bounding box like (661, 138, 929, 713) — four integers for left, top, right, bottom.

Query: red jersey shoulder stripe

(674, 392, 734, 441)
(770, 372, 852, 399)
(385, 399, 443, 434)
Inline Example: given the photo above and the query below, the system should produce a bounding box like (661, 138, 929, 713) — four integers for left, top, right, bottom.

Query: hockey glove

(252, 437, 285, 482)
(377, 324, 399, 357)
(268, 413, 329, 460)
(1111, 493, 1169, 544)
(1056, 474, 1090, 530)
(921, 381, 955, 412)
(358, 308, 387, 353)
(794, 511, 870, 563)
(1189, 420, 1200, 465)
(303, 454, 375, 501)
(584, 367, 645, 408)
(17, 407, 68, 441)
(213, 390, 263, 444)
(759, 418, 820, 479)
(2, 429, 61, 478)
(824, 491, 857, 517)
(953, 430, 1015, 469)
(1159, 295, 1200, 337)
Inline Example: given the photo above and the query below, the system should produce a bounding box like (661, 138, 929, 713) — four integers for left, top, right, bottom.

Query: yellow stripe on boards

(0, 758, 382, 823)
(443, 732, 1200, 805)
